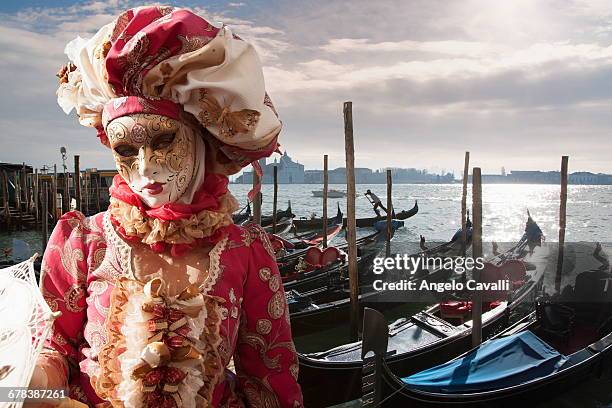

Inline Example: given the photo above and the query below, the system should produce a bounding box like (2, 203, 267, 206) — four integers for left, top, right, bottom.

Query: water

(229, 183, 612, 243)
(1, 183, 611, 406)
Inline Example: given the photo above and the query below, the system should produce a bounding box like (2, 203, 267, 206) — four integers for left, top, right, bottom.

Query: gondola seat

(440, 300, 503, 323)
(536, 301, 575, 347)
(440, 301, 472, 322)
(500, 259, 527, 290)
(304, 246, 343, 269)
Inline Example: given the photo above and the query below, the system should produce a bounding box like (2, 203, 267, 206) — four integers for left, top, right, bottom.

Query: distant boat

(312, 189, 346, 198)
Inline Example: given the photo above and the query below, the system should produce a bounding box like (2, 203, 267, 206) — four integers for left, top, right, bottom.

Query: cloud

(1, 0, 612, 176)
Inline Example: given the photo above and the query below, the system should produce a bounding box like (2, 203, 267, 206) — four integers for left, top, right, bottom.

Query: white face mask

(107, 113, 205, 208)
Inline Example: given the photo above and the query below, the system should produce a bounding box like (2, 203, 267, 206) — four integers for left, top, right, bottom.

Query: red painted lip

(143, 182, 165, 195)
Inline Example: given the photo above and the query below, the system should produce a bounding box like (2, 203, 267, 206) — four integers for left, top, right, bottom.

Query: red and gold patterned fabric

(40, 210, 303, 407)
(57, 5, 281, 174)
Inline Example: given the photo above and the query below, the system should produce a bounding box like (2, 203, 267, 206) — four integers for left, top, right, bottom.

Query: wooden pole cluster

(385, 170, 393, 257)
(471, 167, 483, 348)
(344, 101, 360, 340)
(272, 166, 278, 234)
(556, 156, 569, 293)
(322, 155, 329, 248)
(461, 151, 470, 256)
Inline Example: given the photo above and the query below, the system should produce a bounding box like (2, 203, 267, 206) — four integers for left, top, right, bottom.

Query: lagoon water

(1, 183, 611, 407)
(231, 183, 612, 242)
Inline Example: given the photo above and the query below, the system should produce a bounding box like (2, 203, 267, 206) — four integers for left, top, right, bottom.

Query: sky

(1, 0, 612, 177)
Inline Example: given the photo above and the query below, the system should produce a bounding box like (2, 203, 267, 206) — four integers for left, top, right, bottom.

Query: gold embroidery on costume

(197, 89, 260, 139)
(268, 274, 280, 292)
(289, 364, 299, 381)
(47, 239, 85, 282)
(258, 267, 271, 282)
(178, 35, 213, 54)
(64, 284, 86, 313)
(241, 376, 281, 408)
(242, 224, 276, 257)
(256, 319, 272, 335)
(267, 292, 285, 320)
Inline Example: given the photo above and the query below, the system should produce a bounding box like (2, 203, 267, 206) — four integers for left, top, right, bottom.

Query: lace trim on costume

(103, 210, 133, 279)
(202, 234, 228, 296)
(94, 278, 137, 406)
(108, 192, 238, 248)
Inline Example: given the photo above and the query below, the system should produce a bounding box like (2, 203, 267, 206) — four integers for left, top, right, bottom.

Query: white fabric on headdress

(56, 15, 280, 158)
(57, 22, 116, 128)
(142, 25, 281, 152)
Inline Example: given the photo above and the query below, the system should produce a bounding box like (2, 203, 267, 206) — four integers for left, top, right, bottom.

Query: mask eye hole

(151, 133, 176, 150)
(114, 144, 139, 157)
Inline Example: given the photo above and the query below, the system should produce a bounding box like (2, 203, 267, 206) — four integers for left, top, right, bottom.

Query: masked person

(31, 6, 303, 408)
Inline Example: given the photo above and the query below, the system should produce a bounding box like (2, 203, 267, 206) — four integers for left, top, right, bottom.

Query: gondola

(237, 201, 294, 228)
(232, 202, 251, 225)
(284, 248, 380, 304)
(298, 214, 544, 407)
(290, 220, 475, 341)
(366, 261, 612, 407)
(262, 216, 293, 235)
(293, 200, 419, 231)
(260, 201, 294, 226)
(274, 210, 345, 264)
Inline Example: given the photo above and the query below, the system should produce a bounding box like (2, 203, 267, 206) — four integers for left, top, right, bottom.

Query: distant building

(235, 152, 305, 184)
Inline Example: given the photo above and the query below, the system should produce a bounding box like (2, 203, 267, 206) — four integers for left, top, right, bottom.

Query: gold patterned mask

(107, 113, 203, 207)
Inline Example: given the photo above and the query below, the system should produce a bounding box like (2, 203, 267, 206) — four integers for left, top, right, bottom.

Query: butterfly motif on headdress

(197, 89, 260, 139)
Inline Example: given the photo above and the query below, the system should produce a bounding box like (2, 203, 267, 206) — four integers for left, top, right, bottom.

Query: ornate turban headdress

(56, 5, 281, 176)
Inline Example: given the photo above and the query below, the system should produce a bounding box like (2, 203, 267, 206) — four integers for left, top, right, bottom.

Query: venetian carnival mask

(107, 113, 205, 208)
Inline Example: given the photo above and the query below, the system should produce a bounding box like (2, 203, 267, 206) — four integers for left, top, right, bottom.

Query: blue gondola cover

(402, 331, 568, 393)
(373, 220, 404, 232)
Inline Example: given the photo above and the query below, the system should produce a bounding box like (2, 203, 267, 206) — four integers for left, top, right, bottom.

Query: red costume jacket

(40, 210, 303, 407)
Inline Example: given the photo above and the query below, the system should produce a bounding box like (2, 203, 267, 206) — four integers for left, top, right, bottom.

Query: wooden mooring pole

(461, 151, 470, 256)
(42, 181, 49, 253)
(74, 155, 81, 212)
(344, 101, 359, 340)
(53, 165, 58, 222)
(21, 164, 29, 214)
(95, 174, 101, 213)
(386, 169, 393, 257)
(272, 166, 278, 234)
(14, 171, 23, 230)
(471, 167, 483, 348)
(1, 171, 10, 229)
(556, 156, 569, 293)
(63, 165, 70, 214)
(34, 169, 39, 227)
(323, 155, 329, 248)
(252, 167, 262, 225)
